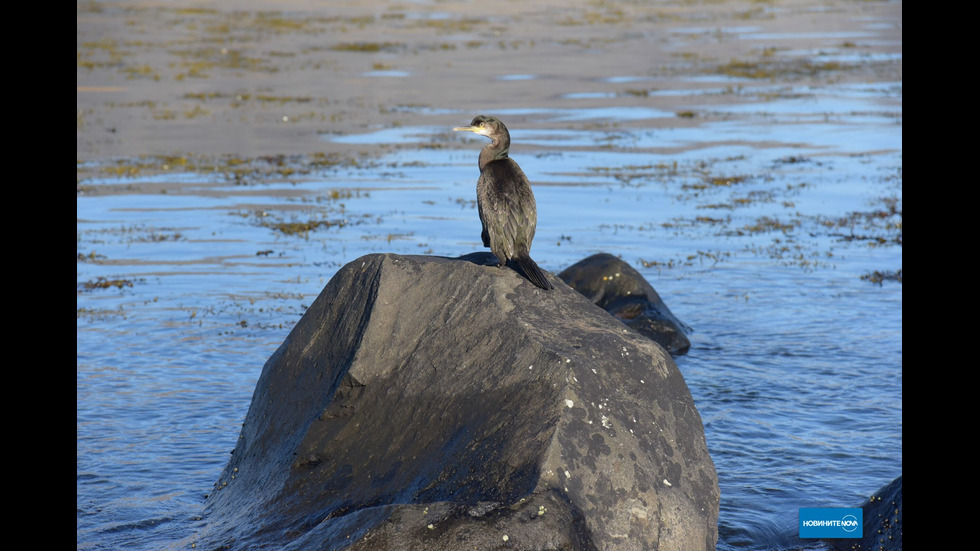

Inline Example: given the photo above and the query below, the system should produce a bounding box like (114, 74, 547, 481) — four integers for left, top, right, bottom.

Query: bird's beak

(453, 125, 480, 133)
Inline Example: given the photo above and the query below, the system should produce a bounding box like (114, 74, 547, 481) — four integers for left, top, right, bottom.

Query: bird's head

(453, 115, 509, 141)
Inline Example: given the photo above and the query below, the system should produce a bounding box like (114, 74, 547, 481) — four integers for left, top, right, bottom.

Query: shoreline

(78, 0, 901, 168)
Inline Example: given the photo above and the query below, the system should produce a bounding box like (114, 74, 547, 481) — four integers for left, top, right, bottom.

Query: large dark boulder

(559, 254, 692, 356)
(195, 252, 719, 550)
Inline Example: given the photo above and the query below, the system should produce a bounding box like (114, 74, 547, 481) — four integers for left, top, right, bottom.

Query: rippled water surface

(78, 54, 900, 551)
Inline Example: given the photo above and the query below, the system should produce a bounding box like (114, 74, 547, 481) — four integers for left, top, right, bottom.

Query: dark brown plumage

(454, 115, 553, 290)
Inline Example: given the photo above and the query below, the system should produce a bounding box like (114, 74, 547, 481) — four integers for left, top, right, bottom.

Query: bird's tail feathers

(514, 254, 554, 290)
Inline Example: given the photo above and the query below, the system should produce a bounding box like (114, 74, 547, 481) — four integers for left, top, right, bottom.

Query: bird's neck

(479, 139, 510, 171)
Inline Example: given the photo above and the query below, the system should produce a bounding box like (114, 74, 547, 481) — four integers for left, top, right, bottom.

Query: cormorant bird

(454, 115, 553, 290)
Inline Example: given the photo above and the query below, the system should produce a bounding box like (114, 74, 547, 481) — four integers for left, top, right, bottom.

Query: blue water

(77, 81, 901, 549)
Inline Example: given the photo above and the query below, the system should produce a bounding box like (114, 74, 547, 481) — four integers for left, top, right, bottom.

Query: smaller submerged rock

(827, 475, 902, 551)
(559, 253, 692, 356)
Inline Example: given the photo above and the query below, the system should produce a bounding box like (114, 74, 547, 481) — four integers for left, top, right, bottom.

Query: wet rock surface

(559, 253, 693, 356)
(827, 475, 902, 551)
(198, 252, 718, 550)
